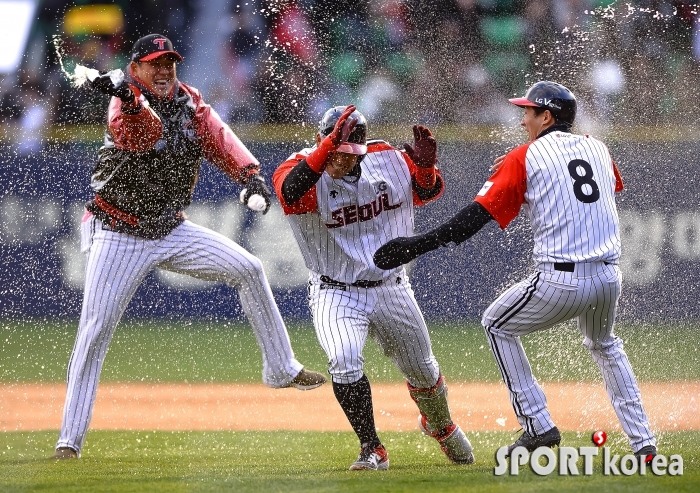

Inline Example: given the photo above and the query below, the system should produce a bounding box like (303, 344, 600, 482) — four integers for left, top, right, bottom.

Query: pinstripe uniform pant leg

(309, 275, 439, 388)
(309, 284, 371, 385)
(57, 224, 158, 452)
(57, 220, 303, 453)
(371, 277, 439, 388)
(155, 222, 303, 388)
(482, 263, 655, 449)
(578, 265, 655, 451)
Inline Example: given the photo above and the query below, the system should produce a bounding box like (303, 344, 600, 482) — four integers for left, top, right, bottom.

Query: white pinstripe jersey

(275, 141, 442, 283)
(475, 131, 624, 264)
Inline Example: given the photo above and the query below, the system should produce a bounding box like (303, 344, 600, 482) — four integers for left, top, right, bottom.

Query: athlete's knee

(401, 359, 439, 389)
(224, 251, 267, 285)
(327, 357, 364, 384)
(482, 319, 498, 335)
(481, 308, 499, 332)
(583, 334, 624, 354)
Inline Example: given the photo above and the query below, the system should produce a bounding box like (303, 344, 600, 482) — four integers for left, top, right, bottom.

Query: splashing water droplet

(52, 34, 123, 88)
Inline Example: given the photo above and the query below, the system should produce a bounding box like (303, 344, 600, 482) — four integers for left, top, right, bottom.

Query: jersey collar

(537, 123, 571, 139)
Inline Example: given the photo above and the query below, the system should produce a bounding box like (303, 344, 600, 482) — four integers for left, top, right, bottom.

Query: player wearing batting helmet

(374, 81, 657, 460)
(272, 105, 475, 471)
(51, 34, 326, 460)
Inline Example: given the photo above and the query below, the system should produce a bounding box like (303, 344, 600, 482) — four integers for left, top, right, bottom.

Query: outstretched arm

(373, 201, 493, 270)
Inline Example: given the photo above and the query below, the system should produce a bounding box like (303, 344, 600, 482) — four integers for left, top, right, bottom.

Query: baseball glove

(241, 175, 271, 214)
(91, 74, 134, 103)
(404, 125, 437, 168)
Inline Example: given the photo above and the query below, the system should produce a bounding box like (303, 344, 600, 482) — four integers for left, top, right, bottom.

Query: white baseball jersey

(475, 131, 623, 264)
(278, 141, 435, 283)
(273, 140, 444, 386)
(477, 130, 655, 453)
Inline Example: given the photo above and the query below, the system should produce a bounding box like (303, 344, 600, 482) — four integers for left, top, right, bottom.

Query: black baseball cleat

(506, 427, 561, 456)
(635, 445, 657, 464)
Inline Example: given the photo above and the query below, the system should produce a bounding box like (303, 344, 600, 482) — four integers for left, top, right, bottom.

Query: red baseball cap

(131, 34, 183, 62)
(508, 96, 540, 107)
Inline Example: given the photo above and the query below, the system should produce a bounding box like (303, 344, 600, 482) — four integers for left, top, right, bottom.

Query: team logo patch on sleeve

(477, 181, 494, 196)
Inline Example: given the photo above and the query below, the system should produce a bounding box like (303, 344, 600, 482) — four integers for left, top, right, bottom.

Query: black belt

(554, 262, 611, 272)
(320, 275, 383, 288)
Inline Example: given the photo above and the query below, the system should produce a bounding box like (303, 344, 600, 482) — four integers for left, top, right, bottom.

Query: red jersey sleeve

(272, 154, 319, 215)
(186, 84, 260, 184)
(473, 143, 529, 229)
(612, 159, 624, 192)
(107, 88, 162, 152)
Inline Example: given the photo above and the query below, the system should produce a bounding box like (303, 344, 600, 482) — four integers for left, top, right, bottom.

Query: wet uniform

(274, 140, 442, 386)
(56, 67, 305, 455)
(477, 129, 656, 452)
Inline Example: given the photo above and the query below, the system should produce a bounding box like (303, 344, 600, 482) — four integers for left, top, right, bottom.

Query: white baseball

(240, 189, 267, 212)
(247, 194, 267, 211)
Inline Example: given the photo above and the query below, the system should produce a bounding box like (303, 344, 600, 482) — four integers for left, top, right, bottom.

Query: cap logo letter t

(153, 38, 167, 49)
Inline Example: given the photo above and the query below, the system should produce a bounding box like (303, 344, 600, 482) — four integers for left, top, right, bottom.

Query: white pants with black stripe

(308, 272, 439, 388)
(56, 216, 303, 453)
(482, 262, 655, 453)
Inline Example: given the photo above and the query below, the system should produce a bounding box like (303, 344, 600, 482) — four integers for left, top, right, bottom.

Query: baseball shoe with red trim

(349, 442, 389, 471)
(635, 445, 657, 465)
(419, 414, 474, 464)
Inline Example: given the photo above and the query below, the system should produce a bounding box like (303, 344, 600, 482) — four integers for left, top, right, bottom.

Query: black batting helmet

(319, 106, 368, 155)
(509, 81, 577, 128)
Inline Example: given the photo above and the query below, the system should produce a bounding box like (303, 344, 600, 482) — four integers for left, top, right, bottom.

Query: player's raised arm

(273, 105, 361, 207)
(402, 124, 445, 205)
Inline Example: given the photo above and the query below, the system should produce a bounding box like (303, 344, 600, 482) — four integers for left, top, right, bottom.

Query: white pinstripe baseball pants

(56, 217, 303, 453)
(482, 262, 656, 452)
(308, 272, 440, 388)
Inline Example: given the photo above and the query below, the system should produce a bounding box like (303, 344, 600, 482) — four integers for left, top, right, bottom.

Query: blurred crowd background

(2, 0, 700, 141)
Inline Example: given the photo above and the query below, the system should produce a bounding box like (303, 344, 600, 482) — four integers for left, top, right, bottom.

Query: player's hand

(240, 175, 271, 214)
(404, 125, 437, 168)
(373, 234, 439, 270)
(490, 154, 506, 171)
(91, 74, 134, 103)
(327, 105, 358, 146)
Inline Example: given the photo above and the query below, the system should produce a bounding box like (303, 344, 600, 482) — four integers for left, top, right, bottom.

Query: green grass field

(1, 430, 698, 492)
(2, 319, 699, 383)
(1, 319, 699, 492)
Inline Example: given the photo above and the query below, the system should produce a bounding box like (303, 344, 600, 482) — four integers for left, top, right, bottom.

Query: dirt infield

(1, 381, 698, 433)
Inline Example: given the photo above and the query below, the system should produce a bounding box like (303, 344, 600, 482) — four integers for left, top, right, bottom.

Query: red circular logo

(592, 430, 607, 447)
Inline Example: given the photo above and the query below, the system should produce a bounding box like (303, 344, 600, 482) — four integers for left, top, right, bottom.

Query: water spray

(52, 34, 124, 89)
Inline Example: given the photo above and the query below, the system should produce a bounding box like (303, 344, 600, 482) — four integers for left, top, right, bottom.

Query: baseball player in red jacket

(374, 81, 657, 461)
(51, 34, 326, 460)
